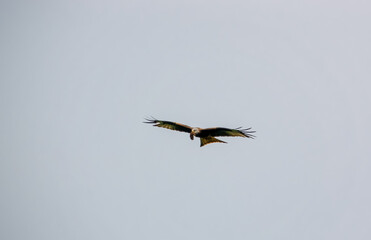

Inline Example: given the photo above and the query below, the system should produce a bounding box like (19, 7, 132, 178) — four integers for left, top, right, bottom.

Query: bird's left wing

(199, 127, 256, 139)
(144, 118, 192, 133)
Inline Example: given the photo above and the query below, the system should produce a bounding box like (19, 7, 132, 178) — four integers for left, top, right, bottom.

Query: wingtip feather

(143, 116, 159, 124)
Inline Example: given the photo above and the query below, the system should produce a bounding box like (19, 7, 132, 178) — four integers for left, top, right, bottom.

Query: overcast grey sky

(1, 0, 371, 239)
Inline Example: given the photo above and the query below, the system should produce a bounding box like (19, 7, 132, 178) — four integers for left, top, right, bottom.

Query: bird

(144, 117, 256, 147)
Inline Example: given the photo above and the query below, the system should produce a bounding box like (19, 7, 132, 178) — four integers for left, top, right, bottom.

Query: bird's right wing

(144, 117, 192, 133)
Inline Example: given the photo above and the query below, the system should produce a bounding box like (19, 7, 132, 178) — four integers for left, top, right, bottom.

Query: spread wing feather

(144, 117, 192, 133)
(199, 127, 256, 139)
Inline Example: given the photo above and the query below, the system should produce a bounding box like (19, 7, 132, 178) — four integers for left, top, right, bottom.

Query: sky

(1, 0, 371, 239)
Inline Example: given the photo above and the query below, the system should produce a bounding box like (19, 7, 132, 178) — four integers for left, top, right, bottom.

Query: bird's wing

(144, 117, 192, 133)
(199, 127, 256, 138)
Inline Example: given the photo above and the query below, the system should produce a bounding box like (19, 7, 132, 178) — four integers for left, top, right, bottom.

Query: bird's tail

(200, 136, 226, 147)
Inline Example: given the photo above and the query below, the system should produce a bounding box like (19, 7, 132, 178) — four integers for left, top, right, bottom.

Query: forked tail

(200, 136, 226, 147)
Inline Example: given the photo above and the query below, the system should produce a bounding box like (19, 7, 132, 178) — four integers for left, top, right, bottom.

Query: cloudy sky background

(1, 0, 371, 239)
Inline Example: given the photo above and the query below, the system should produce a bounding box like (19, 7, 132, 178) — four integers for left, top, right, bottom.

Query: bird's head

(190, 128, 201, 140)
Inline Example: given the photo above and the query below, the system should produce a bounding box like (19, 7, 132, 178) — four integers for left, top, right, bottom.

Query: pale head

(190, 127, 201, 140)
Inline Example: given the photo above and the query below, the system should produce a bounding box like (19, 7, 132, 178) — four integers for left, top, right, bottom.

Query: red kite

(144, 117, 255, 147)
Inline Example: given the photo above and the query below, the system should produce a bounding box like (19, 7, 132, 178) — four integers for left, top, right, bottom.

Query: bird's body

(144, 118, 255, 147)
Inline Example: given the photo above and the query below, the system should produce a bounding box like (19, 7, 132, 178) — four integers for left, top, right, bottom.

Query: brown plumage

(144, 117, 255, 147)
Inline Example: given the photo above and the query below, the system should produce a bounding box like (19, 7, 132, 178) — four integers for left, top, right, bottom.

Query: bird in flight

(144, 117, 255, 147)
